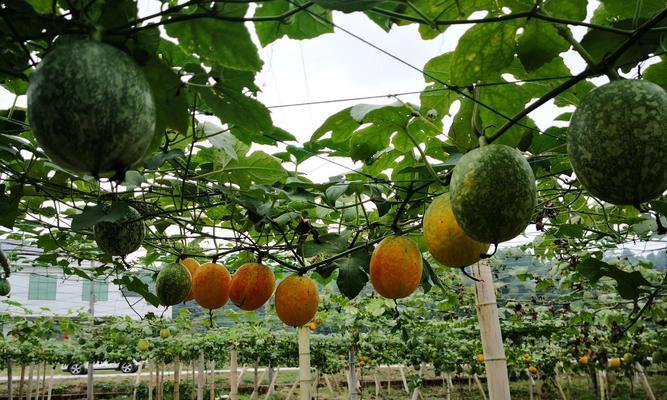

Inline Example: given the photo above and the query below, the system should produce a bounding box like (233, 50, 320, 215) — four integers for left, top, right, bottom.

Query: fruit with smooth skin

(0, 247, 10, 278)
(623, 353, 633, 363)
(229, 262, 275, 311)
(369, 236, 423, 299)
(192, 262, 232, 310)
(423, 194, 490, 267)
(609, 357, 621, 368)
(523, 353, 531, 361)
(528, 366, 538, 375)
(155, 263, 192, 306)
(567, 80, 667, 205)
(477, 354, 485, 362)
(0, 279, 10, 296)
(652, 351, 663, 364)
(308, 322, 317, 331)
(450, 144, 536, 244)
(93, 205, 145, 256)
(275, 275, 319, 326)
(579, 355, 589, 366)
(137, 339, 150, 352)
(159, 328, 171, 339)
(179, 258, 200, 301)
(27, 41, 156, 177)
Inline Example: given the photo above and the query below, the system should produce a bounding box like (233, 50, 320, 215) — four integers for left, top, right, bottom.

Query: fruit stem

(478, 135, 488, 147)
(91, 25, 102, 42)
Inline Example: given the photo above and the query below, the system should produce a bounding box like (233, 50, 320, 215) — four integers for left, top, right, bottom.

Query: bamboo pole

(132, 362, 143, 400)
(46, 366, 54, 400)
(174, 357, 180, 400)
(26, 364, 34, 400)
(236, 366, 247, 391)
(191, 361, 196, 400)
(472, 261, 511, 400)
(40, 362, 47, 400)
(297, 326, 312, 400)
(286, 375, 300, 400)
(322, 373, 333, 395)
(18, 364, 25, 400)
(528, 372, 535, 400)
(148, 363, 154, 400)
(197, 353, 205, 400)
(635, 363, 656, 400)
(553, 368, 567, 400)
(399, 365, 409, 394)
(252, 360, 259, 400)
(473, 373, 488, 400)
(229, 348, 238, 400)
(445, 373, 452, 400)
(264, 368, 280, 400)
(347, 347, 358, 400)
(209, 361, 216, 400)
(7, 359, 13, 400)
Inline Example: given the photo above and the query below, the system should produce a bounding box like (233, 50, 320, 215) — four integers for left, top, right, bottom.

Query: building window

(28, 274, 57, 300)
(82, 281, 109, 302)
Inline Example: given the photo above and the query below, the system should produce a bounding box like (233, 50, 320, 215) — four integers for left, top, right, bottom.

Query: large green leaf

(577, 257, 653, 302)
(644, 59, 667, 91)
(165, 4, 262, 72)
(543, 0, 587, 21)
(254, 1, 333, 46)
(71, 202, 135, 232)
(348, 103, 412, 162)
(313, 0, 384, 12)
(517, 20, 570, 72)
(449, 19, 520, 86)
(335, 250, 371, 299)
(218, 151, 288, 188)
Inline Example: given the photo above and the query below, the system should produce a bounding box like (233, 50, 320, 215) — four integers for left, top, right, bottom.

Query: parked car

(61, 360, 144, 375)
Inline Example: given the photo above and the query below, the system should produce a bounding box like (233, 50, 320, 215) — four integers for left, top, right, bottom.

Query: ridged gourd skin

(179, 258, 200, 301)
(192, 262, 231, 310)
(274, 275, 319, 326)
(93, 206, 145, 256)
(27, 41, 156, 177)
(450, 144, 537, 244)
(369, 236, 423, 299)
(229, 263, 275, 311)
(155, 263, 192, 306)
(567, 80, 667, 205)
(423, 194, 490, 267)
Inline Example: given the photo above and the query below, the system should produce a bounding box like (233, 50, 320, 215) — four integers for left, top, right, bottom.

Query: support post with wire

(472, 260, 511, 400)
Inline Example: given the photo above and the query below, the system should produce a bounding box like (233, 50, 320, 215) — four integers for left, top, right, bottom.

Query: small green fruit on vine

(93, 205, 145, 256)
(137, 339, 150, 352)
(160, 328, 171, 339)
(155, 263, 192, 306)
(567, 80, 667, 205)
(0, 279, 10, 296)
(27, 41, 156, 177)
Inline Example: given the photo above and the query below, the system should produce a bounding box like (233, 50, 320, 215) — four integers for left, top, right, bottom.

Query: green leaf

(0, 184, 22, 229)
(421, 53, 457, 118)
(517, 20, 570, 72)
(449, 98, 480, 152)
(592, 0, 666, 24)
(324, 183, 348, 206)
(196, 84, 273, 139)
(650, 200, 667, 218)
(218, 151, 288, 188)
(348, 103, 412, 162)
(143, 150, 185, 170)
(254, 1, 333, 47)
(310, 107, 359, 145)
(123, 170, 144, 189)
(644, 59, 667, 91)
(450, 20, 520, 86)
(25, 0, 52, 14)
(543, 0, 587, 21)
(335, 250, 371, 299)
(142, 56, 189, 138)
(117, 275, 161, 307)
(312, 0, 384, 12)
(580, 19, 663, 72)
(554, 223, 584, 239)
(165, 4, 262, 72)
(301, 233, 348, 258)
(71, 202, 134, 232)
(577, 257, 653, 301)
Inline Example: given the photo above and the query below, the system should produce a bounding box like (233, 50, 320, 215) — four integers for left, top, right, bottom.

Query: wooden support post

(635, 363, 655, 400)
(230, 348, 238, 400)
(26, 364, 34, 400)
(252, 360, 259, 400)
(209, 361, 216, 400)
(528, 372, 535, 400)
(18, 364, 25, 400)
(174, 357, 180, 400)
(347, 347, 358, 400)
(286, 375, 300, 400)
(148, 363, 154, 400)
(472, 261, 511, 400)
(40, 362, 47, 400)
(399, 366, 409, 394)
(46, 366, 54, 400)
(197, 353, 205, 400)
(132, 362, 143, 400)
(553, 368, 567, 400)
(473, 373, 488, 400)
(264, 368, 280, 400)
(297, 326, 312, 400)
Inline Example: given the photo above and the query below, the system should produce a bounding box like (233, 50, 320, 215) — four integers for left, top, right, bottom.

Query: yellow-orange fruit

(423, 194, 490, 267)
(579, 355, 589, 366)
(477, 354, 485, 362)
(275, 275, 319, 326)
(179, 258, 200, 301)
(229, 263, 275, 311)
(528, 366, 538, 375)
(609, 357, 621, 368)
(369, 236, 423, 299)
(192, 262, 231, 310)
(308, 322, 317, 331)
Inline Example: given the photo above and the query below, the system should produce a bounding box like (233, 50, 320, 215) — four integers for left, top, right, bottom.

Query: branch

(612, 272, 667, 341)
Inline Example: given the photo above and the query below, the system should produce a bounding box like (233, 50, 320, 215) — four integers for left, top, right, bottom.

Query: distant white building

(0, 240, 164, 318)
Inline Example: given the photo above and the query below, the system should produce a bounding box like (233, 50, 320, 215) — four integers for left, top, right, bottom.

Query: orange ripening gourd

(229, 263, 275, 311)
(275, 275, 319, 326)
(423, 194, 490, 267)
(179, 257, 200, 301)
(528, 366, 538, 375)
(192, 262, 231, 310)
(369, 236, 423, 299)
